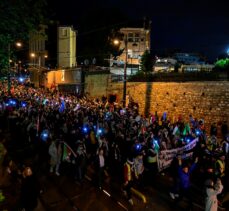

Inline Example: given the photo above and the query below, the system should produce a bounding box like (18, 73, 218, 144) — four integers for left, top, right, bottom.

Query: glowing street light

(8, 41, 22, 94)
(30, 52, 48, 87)
(114, 35, 128, 108)
(113, 39, 120, 45)
(16, 42, 22, 47)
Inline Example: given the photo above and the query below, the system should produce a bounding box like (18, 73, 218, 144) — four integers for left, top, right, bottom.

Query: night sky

(50, 0, 229, 61)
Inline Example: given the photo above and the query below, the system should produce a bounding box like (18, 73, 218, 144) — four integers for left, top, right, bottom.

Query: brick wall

(85, 73, 110, 98)
(107, 81, 229, 133)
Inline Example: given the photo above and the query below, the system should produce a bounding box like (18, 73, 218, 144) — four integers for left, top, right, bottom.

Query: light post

(114, 35, 128, 108)
(30, 52, 48, 87)
(7, 42, 22, 94)
(7, 43, 11, 95)
(123, 35, 128, 108)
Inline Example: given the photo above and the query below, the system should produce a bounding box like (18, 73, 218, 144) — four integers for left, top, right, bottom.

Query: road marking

(103, 189, 111, 197)
(85, 174, 128, 210)
(85, 175, 92, 181)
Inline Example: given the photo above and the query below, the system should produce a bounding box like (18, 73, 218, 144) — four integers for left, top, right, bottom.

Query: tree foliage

(215, 58, 229, 70)
(140, 50, 153, 73)
(76, 7, 128, 66)
(0, 0, 48, 74)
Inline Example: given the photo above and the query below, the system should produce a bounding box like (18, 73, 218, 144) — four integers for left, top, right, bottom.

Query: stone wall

(85, 72, 110, 98)
(107, 81, 229, 132)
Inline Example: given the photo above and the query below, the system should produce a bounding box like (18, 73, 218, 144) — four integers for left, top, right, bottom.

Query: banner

(157, 138, 198, 172)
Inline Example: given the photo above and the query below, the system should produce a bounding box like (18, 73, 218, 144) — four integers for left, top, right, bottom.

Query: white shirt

(99, 155, 105, 168)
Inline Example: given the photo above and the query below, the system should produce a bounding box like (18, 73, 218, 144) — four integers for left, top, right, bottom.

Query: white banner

(157, 138, 198, 172)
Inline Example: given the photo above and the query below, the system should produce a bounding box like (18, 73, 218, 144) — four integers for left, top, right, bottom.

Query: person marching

(123, 157, 136, 206)
(48, 140, 62, 176)
(205, 178, 223, 211)
(215, 154, 226, 184)
(215, 154, 226, 206)
(175, 156, 198, 210)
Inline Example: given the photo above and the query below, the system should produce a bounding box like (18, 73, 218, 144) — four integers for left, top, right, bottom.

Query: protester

(94, 148, 106, 188)
(145, 145, 158, 185)
(0, 135, 7, 179)
(173, 156, 198, 210)
(123, 157, 136, 205)
(19, 167, 39, 211)
(210, 122, 218, 138)
(205, 178, 223, 211)
(215, 154, 226, 182)
(74, 140, 87, 182)
(221, 121, 228, 140)
(48, 140, 62, 176)
(0, 79, 228, 209)
(134, 152, 144, 188)
(169, 155, 180, 200)
(221, 137, 229, 158)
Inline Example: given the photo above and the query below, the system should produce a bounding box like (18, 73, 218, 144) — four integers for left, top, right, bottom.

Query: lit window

(62, 29, 67, 36)
(128, 33, 133, 38)
(128, 33, 133, 42)
(135, 33, 140, 38)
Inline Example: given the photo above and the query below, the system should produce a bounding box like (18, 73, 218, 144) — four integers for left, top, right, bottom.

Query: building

(180, 64, 214, 72)
(174, 53, 205, 65)
(154, 58, 177, 72)
(29, 24, 48, 87)
(172, 53, 214, 72)
(29, 24, 48, 68)
(57, 26, 77, 68)
(114, 27, 150, 67)
(110, 26, 151, 79)
(46, 26, 81, 93)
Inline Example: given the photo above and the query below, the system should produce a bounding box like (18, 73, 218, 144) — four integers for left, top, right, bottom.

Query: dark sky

(51, 0, 229, 61)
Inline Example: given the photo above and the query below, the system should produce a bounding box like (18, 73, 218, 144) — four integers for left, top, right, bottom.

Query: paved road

(0, 134, 228, 211)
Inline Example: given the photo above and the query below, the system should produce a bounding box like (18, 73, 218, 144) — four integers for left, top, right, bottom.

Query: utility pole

(7, 43, 11, 95)
(38, 53, 41, 87)
(123, 34, 128, 108)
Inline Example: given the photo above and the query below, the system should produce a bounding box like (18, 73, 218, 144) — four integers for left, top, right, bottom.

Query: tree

(76, 7, 128, 66)
(215, 58, 229, 70)
(0, 0, 48, 75)
(140, 50, 153, 73)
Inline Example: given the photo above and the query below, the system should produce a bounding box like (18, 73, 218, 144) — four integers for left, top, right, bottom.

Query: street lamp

(30, 52, 48, 87)
(123, 35, 128, 108)
(7, 42, 22, 94)
(114, 34, 128, 108)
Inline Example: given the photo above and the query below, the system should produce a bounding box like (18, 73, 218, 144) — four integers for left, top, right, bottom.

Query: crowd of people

(0, 79, 228, 210)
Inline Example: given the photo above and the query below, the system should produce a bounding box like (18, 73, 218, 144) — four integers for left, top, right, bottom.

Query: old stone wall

(85, 73, 110, 98)
(107, 81, 229, 133)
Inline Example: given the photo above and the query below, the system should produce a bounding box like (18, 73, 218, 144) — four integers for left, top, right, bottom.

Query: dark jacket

(178, 163, 196, 189)
(20, 175, 39, 210)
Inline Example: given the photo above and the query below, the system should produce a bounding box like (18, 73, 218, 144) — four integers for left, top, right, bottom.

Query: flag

(59, 100, 65, 113)
(62, 142, 77, 161)
(62, 144, 69, 161)
(162, 112, 167, 121)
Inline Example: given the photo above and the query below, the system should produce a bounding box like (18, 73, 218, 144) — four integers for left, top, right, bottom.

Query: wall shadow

(144, 82, 153, 117)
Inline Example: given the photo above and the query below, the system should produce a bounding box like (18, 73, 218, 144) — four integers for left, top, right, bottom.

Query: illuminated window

(62, 29, 67, 36)
(128, 33, 133, 42)
(135, 33, 140, 37)
(134, 33, 140, 42)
